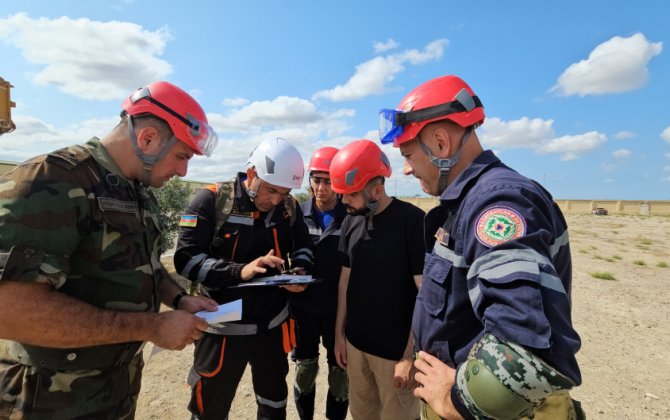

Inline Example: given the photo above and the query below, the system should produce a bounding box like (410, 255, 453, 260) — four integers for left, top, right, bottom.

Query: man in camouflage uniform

(0, 81, 219, 419)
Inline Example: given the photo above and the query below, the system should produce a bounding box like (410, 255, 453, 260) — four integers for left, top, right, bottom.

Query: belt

(206, 304, 288, 335)
(4, 341, 145, 371)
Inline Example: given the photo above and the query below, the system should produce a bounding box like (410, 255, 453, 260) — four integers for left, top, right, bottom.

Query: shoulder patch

(179, 214, 198, 227)
(475, 206, 526, 247)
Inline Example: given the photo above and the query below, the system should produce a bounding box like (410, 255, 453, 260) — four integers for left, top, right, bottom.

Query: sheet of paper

(195, 299, 242, 324)
(229, 274, 317, 288)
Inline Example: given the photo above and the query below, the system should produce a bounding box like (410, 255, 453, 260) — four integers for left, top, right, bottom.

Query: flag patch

(179, 214, 198, 227)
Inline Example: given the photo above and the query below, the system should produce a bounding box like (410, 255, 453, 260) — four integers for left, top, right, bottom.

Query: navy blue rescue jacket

(413, 150, 582, 385)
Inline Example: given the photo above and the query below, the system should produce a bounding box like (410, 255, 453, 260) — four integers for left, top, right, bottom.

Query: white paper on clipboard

(229, 274, 318, 288)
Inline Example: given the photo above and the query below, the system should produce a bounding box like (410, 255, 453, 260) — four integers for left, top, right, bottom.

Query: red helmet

(122, 81, 218, 156)
(379, 75, 484, 147)
(308, 146, 339, 173)
(330, 140, 392, 194)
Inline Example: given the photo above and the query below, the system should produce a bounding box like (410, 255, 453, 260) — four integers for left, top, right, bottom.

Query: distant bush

(153, 177, 192, 253)
(633, 260, 646, 266)
(657, 261, 668, 268)
(590, 271, 615, 280)
(612, 255, 622, 260)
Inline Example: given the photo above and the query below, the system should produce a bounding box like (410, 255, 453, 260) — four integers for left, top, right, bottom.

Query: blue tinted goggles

(379, 90, 481, 144)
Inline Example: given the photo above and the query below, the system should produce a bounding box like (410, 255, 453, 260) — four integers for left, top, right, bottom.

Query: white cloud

(603, 179, 614, 183)
(550, 33, 662, 96)
(373, 38, 399, 53)
(480, 117, 554, 148)
(664, 165, 670, 172)
(601, 163, 617, 172)
(312, 39, 448, 102)
(614, 130, 636, 140)
(612, 149, 632, 158)
(661, 126, 670, 144)
(223, 97, 250, 107)
(479, 116, 606, 160)
(666, 153, 670, 159)
(208, 96, 324, 132)
(0, 13, 173, 100)
(0, 114, 119, 161)
(538, 131, 607, 160)
(661, 176, 670, 183)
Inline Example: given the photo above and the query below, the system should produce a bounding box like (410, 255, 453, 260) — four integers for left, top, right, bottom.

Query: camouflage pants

(0, 355, 144, 420)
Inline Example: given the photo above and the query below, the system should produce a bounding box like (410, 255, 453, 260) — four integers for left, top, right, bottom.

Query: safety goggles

(131, 87, 218, 156)
(379, 89, 481, 144)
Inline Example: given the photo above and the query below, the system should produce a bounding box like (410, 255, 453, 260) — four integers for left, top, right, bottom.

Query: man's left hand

(178, 295, 218, 313)
(393, 358, 415, 390)
(414, 350, 463, 419)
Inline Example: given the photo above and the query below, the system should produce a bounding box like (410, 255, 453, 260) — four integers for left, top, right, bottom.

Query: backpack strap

(284, 195, 298, 226)
(213, 180, 236, 234)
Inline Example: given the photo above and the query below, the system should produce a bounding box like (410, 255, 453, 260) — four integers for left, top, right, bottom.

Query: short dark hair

(118, 113, 174, 145)
(366, 176, 385, 188)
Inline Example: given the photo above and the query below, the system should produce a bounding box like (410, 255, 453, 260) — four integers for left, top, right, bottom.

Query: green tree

(152, 177, 192, 253)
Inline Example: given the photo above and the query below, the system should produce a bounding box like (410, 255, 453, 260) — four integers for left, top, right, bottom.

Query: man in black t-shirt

(331, 140, 425, 420)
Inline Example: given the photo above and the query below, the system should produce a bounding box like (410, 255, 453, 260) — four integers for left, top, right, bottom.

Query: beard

(345, 205, 370, 216)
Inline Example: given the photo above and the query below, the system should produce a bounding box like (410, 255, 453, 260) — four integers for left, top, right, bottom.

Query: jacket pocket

(418, 252, 453, 317)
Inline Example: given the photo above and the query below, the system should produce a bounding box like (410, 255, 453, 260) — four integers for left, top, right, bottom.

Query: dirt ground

(136, 214, 670, 419)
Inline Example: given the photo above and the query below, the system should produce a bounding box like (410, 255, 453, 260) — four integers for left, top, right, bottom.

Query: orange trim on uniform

(205, 184, 217, 193)
(272, 227, 282, 260)
(196, 380, 205, 415)
(289, 318, 297, 348)
(282, 321, 291, 353)
(198, 336, 227, 378)
(231, 235, 239, 259)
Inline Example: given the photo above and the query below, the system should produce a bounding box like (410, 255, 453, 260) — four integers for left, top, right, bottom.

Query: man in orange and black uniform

(175, 138, 314, 420)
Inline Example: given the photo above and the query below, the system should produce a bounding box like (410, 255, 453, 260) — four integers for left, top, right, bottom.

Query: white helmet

(246, 138, 304, 189)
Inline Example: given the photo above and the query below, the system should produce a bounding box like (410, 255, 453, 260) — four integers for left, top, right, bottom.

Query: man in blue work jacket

(379, 75, 584, 420)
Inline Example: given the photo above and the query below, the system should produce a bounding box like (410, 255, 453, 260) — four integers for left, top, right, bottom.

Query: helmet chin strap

(246, 172, 260, 201)
(418, 126, 473, 195)
(128, 116, 177, 186)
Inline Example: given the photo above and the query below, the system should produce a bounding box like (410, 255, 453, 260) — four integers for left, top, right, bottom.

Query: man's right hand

(240, 249, 284, 281)
(151, 310, 209, 350)
(334, 333, 348, 369)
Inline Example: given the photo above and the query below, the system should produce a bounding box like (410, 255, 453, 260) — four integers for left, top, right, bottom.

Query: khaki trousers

(346, 341, 419, 420)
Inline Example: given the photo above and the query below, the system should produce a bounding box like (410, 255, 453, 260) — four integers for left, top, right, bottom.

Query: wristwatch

(172, 290, 188, 309)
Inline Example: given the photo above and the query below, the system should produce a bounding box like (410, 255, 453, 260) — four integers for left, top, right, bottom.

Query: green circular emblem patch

(475, 206, 526, 247)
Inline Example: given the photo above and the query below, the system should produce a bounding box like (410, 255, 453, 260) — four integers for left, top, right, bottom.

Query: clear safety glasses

(131, 87, 218, 156)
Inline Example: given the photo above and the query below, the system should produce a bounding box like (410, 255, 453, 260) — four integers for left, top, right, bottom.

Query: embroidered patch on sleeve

(475, 206, 526, 247)
(179, 214, 198, 228)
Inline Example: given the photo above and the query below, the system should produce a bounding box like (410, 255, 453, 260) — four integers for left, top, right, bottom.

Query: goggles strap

(398, 93, 482, 126)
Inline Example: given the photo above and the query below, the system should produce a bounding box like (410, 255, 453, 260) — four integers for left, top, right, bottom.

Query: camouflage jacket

(0, 138, 164, 419)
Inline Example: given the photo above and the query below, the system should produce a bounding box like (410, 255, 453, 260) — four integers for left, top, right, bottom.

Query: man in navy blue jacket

(379, 75, 583, 420)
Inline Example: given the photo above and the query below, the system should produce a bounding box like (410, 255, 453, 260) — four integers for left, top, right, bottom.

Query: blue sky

(1, 1, 668, 199)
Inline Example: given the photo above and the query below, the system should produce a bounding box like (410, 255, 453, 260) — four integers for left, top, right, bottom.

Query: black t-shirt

(339, 198, 425, 360)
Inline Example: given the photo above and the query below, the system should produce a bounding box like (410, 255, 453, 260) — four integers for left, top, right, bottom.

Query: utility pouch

(5, 341, 144, 371)
(0, 245, 45, 282)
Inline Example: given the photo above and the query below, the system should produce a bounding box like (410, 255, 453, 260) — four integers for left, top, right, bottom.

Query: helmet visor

(379, 109, 404, 144)
(186, 114, 218, 156)
(131, 87, 218, 156)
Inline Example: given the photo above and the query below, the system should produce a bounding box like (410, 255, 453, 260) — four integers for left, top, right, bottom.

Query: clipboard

(229, 274, 320, 288)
